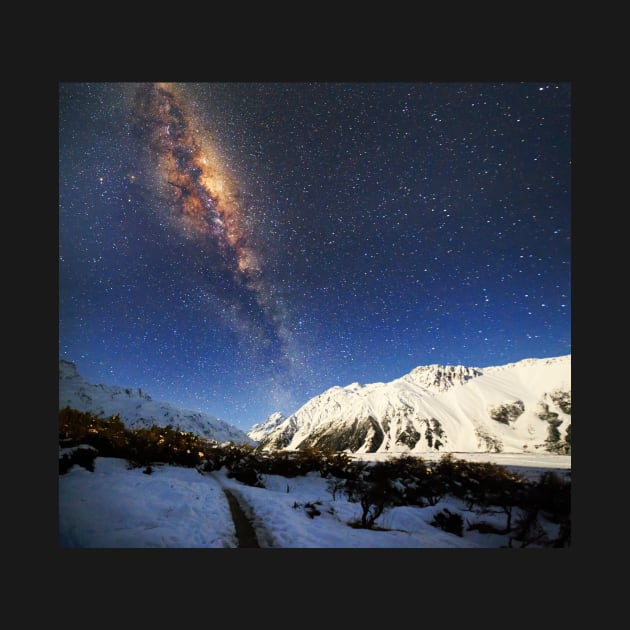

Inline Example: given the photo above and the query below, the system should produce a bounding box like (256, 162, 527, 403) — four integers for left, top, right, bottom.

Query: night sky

(59, 82, 571, 431)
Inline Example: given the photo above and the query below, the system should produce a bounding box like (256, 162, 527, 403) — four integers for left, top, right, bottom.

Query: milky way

(130, 82, 299, 376)
(132, 82, 261, 279)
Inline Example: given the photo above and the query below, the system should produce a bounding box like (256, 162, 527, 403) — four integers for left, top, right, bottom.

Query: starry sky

(59, 82, 571, 431)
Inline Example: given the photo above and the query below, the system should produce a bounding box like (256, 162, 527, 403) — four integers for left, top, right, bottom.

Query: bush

(327, 478, 346, 501)
(390, 455, 445, 506)
(529, 471, 571, 523)
(59, 408, 130, 458)
(318, 449, 355, 479)
(431, 508, 464, 537)
(59, 446, 98, 474)
(509, 505, 548, 547)
(227, 464, 264, 487)
(343, 461, 398, 529)
(60, 407, 215, 469)
(202, 443, 258, 471)
(128, 424, 210, 468)
(434, 453, 461, 491)
(256, 448, 325, 478)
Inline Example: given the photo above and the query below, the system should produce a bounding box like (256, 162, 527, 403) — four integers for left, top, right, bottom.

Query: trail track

(222, 488, 260, 548)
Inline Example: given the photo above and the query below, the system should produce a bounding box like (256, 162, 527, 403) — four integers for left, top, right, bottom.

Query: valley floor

(59, 452, 570, 548)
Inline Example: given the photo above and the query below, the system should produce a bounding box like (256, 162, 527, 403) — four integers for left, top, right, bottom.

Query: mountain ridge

(250, 355, 571, 455)
(59, 359, 253, 445)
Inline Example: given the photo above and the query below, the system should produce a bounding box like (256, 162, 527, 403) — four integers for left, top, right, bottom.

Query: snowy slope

(251, 356, 571, 455)
(59, 360, 253, 445)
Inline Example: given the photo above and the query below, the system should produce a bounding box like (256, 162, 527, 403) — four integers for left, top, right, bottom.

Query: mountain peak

(401, 364, 483, 393)
(249, 412, 288, 442)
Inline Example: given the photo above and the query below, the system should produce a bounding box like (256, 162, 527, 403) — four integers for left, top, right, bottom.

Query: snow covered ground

(58, 452, 570, 548)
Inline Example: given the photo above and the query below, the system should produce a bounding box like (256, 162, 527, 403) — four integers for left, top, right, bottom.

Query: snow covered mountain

(248, 412, 289, 442)
(250, 355, 571, 455)
(59, 360, 254, 445)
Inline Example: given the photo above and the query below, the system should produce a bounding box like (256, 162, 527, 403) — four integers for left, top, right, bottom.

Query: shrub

(327, 478, 346, 501)
(59, 407, 97, 443)
(343, 461, 398, 529)
(319, 449, 355, 479)
(266, 451, 308, 477)
(463, 462, 526, 531)
(59, 408, 130, 458)
(431, 508, 464, 537)
(128, 424, 212, 468)
(529, 471, 571, 523)
(394, 455, 446, 506)
(434, 453, 460, 488)
(59, 446, 98, 474)
(258, 448, 329, 478)
(227, 464, 264, 487)
(509, 505, 548, 548)
(304, 502, 322, 518)
(60, 407, 215, 469)
(510, 473, 571, 547)
(552, 517, 571, 548)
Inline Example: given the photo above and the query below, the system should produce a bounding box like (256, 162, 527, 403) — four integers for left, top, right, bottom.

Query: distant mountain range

(59, 355, 571, 456)
(58, 360, 253, 445)
(249, 356, 571, 455)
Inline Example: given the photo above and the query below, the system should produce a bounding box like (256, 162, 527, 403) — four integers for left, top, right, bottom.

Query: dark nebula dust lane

(129, 82, 300, 372)
(131, 82, 261, 279)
